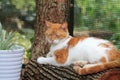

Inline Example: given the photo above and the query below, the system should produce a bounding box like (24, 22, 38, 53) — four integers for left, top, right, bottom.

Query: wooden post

(30, 0, 71, 60)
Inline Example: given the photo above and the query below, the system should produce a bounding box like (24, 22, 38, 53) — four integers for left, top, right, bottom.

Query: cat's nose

(52, 40, 54, 43)
(51, 40, 54, 43)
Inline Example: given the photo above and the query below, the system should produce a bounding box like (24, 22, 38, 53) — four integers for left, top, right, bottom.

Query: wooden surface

(21, 60, 120, 80)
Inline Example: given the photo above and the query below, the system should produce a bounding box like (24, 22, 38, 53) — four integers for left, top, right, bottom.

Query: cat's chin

(52, 40, 60, 44)
(46, 38, 59, 44)
(47, 40, 59, 45)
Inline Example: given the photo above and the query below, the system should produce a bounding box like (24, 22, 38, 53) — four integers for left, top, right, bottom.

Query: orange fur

(45, 21, 68, 42)
(99, 43, 112, 48)
(107, 48, 120, 61)
(74, 58, 120, 75)
(74, 64, 105, 75)
(100, 57, 107, 63)
(68, 36, 87, 48)
(74, 48, 120, 75)
(44, 21, 120, 75)
(77, 46, 120, 75)
(45, 21, 69, 64)
(98, 42, 120, 61)
(54, 47, 68, 64)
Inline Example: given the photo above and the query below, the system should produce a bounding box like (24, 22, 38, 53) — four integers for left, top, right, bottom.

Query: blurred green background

(0, 0, 35, 61)
(0, 0, 120, 61)
(74, 0, 120, 50)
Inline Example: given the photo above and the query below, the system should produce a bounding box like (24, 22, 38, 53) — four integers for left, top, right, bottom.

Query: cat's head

(45, 21, 69, 44)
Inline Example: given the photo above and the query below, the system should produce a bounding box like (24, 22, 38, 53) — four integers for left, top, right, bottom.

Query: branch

(21, 60, 120, 80)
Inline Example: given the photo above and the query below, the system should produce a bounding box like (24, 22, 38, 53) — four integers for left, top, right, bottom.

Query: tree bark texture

(21, 60, 120, 80)
(31, 0, 71, 60)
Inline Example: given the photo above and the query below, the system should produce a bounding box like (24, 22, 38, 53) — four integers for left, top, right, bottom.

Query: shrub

(0, 23, 15, 50)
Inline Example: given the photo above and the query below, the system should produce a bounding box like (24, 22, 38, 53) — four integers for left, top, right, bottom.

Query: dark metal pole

(68, 0, 74, 36)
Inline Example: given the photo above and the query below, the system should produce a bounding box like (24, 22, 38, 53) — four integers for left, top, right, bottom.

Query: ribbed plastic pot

(0, 47, 24, 80)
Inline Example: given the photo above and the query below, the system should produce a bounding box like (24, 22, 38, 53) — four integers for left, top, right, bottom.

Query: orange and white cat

(37, 21, 120, 75)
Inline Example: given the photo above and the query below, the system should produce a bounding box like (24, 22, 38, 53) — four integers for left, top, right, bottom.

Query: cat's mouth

(46, 37, 60, 44)
(52, 40, 60, 44)
(48, 40, 60, 45)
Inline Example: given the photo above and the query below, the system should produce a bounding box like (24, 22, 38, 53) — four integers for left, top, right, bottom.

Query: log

(21, 60, 120, 80)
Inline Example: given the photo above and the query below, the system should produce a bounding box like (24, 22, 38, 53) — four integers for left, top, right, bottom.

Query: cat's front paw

(46, 53, 52, 57)
(37, 57, 47, 64)
(73, 66, 85, 75)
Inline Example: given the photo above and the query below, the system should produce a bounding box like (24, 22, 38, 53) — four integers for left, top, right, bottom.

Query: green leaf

(0, 23, 15, 50)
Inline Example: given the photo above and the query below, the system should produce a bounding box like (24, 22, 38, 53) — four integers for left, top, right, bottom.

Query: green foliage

(75, 0, 120, 32)
(0, 0, 35, 22)
(110, 33, 120, 50)
(13, 31, 33, 59)
(0, 22, 33, 58)
(75, 0, 120, 49)
(0, 23, 15, 50)
(13, 32, 31, 50)
(21, 28, 34, 40)
(11, 0, 35, 11)
(0, 0, 35, 58)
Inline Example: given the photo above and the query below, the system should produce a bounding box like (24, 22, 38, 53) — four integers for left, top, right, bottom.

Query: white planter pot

(0, 46, 24, 80)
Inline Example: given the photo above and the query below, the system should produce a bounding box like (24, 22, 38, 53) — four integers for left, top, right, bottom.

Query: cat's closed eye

(55, 34, 60, 37)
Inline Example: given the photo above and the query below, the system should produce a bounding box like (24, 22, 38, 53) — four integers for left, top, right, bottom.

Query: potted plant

(0, 23, 24, 80)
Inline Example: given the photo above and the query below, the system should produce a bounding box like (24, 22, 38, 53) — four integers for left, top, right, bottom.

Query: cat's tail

(73, 58, 120, 75)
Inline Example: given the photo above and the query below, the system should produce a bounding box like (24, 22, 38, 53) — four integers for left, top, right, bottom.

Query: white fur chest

(49, 37, 71, 56)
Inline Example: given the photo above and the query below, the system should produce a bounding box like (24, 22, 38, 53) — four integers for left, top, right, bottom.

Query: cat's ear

(61, 22, 68, 32)
(45, 20, 52, 27)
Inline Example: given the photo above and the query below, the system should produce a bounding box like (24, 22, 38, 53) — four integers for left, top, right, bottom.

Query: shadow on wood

(21, 60, 120, 80)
